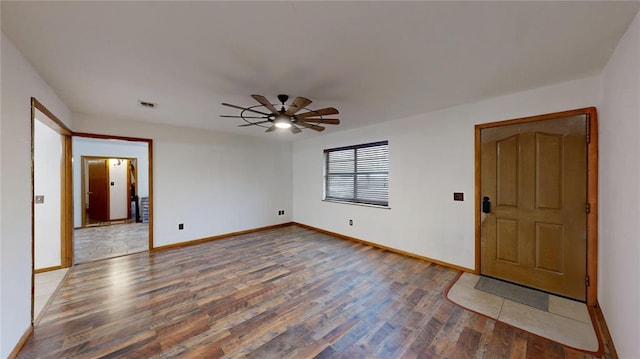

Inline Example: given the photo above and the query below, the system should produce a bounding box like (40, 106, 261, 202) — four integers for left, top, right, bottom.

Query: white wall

(108, 159, 128, 220)
(72, 137, 149, 227)
(598, 10, 640, 358)
(72, 114, 293, 248)
(293, 75, 600, 270)
(34, 119, 62, 269)
(0, 32, 71, 358)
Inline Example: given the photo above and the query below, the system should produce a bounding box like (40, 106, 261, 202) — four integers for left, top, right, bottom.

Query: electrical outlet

(281, 210, 285, 215)
(178, 223, 184, 230)
(349, 219, 353, 226)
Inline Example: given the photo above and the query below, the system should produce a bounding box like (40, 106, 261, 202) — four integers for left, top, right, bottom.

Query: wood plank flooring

(18, 225, 609, 358)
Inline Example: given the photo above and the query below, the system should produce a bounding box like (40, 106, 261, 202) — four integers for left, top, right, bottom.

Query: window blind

(324, 141, 389, 206)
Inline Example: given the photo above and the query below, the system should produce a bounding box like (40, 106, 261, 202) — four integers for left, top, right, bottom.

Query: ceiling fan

(221, 94, 340, 134)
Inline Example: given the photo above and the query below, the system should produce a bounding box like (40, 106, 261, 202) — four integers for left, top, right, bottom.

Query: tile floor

(34, 268, 68, 320)
(74, 222, 149, 263)
(447, 272, 599, 352)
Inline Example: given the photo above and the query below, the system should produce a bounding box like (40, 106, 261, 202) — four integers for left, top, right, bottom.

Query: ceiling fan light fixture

(274, 115, 292, 129)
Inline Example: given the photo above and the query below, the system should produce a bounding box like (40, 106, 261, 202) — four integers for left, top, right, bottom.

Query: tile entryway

(34, 268, 68, 320)
(447, 272, 599, 352)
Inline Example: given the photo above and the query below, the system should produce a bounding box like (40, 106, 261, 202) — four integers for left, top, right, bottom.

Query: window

(324, 141, 389, 207)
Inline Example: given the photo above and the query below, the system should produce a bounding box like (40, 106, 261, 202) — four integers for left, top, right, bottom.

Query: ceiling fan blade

(290, 125, 301, 134)
(220, 115, 266, 119)
(265, 125, 277, 132)
(299, 118, 340, 125)
(295, 121, 325, 132)
(238, 121, 270, 127)
(285, 97, 312, 116)
(222, 102, 270, 116)
(251, 94, 279, 115)
(296, 107, 339, 118)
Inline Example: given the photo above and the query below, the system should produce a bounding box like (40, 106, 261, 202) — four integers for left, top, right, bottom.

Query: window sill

(322, 199, 391, 210)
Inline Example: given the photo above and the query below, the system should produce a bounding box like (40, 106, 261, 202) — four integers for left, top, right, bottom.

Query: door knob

(482, 196, 491, 214)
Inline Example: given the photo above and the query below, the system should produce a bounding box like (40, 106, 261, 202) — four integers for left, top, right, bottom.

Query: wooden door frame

(474, 107, 598, 306)
(72, 132, 153, 253)
(81, 156, 138, 226)
(31, 98, 73, 324)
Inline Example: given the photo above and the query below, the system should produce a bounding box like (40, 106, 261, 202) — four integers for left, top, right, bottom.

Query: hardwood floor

(19, 225, 609, 358)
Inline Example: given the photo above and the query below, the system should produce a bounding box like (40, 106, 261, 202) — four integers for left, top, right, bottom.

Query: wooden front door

(88, 159, 109, 223)
(480, 115, 587, 301)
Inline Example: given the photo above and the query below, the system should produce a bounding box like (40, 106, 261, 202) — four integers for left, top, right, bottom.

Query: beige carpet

(447, 272, 600, 353)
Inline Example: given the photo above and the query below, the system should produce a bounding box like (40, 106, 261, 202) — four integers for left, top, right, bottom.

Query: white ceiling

(2, 1, 639, 140)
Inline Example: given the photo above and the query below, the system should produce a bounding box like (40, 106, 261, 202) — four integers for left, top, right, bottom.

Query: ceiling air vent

(138, 100, 157, 109)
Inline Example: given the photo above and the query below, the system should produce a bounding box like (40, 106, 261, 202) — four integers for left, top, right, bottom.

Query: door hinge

(586, 115, 591, 143)
(586, 203, 591, 214)
(585, 275, 590, 287)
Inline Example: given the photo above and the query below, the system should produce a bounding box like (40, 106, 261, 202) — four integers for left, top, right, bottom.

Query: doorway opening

(475, 107, 598, 305)
(72, 134, 153, 264)
(81, 156, 139, 227)
(31, 98, 73, 323)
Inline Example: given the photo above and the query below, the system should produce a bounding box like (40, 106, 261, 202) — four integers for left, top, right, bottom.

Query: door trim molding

(474, 107, 598, 305)
(81, 156, 138, 227)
